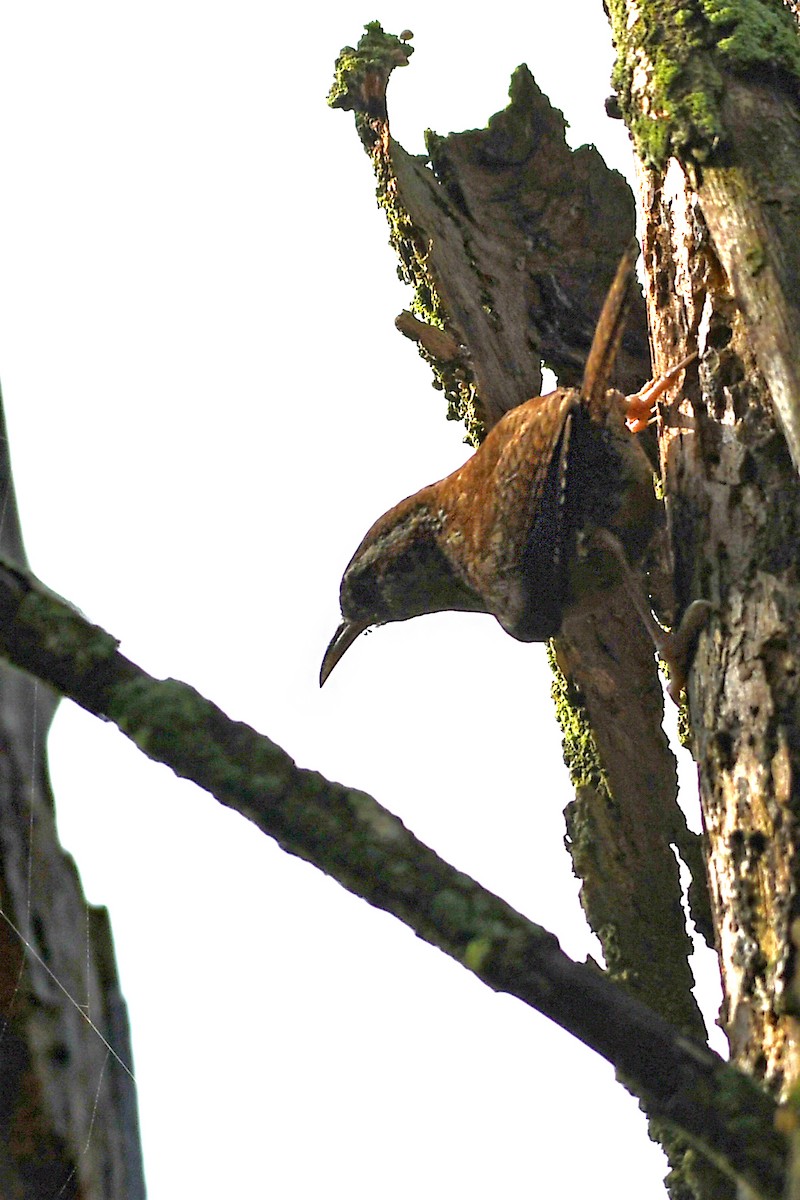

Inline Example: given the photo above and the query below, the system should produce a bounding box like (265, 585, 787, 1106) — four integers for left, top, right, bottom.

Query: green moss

(745, 241, 766, 274)
(17, 590, 120, 676)
(110, 677, 209, 756)
(106, 677, 296, 810)
(700, 0, 800, 72)
(595, 921, 631, 982)
(608, 0, 722, 166)
(430, 887, 474, 935)
(379, 161, 484, 442)
(607, 0, 800, 168)
(329, 24, 485, 445)
(464, 935, 493, 972)
(548, 644, 609, 794)
(327, 21, 412, 114)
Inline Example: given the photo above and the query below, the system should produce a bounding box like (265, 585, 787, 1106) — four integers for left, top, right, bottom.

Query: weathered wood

(608, 0, 800, 1114)
(329, 25, 650, 440)
(699, 81, 800, 479)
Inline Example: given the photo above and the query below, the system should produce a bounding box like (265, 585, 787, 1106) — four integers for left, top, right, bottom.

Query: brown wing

(450, 388, 576, 637)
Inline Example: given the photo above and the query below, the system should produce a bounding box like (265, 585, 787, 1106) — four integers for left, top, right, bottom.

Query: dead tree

(325, 10, 800, 1198)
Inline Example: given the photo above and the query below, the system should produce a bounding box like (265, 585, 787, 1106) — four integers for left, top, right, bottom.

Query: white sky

(0, 4, 721, 1198)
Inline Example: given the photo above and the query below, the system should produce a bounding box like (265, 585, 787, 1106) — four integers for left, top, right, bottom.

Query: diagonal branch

(0, 556, 786, 1199)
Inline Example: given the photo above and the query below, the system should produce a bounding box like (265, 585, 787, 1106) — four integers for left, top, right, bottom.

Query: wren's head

(319, 485, 487, 686)
(319, 389, 596, 686)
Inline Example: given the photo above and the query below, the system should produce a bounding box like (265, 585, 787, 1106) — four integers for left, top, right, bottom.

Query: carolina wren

(321, 244, 702, 693)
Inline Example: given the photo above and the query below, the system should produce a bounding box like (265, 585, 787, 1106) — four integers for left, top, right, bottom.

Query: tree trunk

(608, 0, 800, 1102)
(0, 393, 144, 1199)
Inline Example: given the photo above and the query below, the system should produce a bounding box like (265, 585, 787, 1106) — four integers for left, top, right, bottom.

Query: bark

(607, 0, 800, 472)
(607, 0, 800, 1107)
(329, 24, 719, 1196)
(0, 395, 144, 1198)
(0, 550, 785, 1199)
(329, 26, 649, 442)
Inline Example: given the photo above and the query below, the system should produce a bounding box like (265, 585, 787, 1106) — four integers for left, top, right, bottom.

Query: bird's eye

(342, 567, 381, 618)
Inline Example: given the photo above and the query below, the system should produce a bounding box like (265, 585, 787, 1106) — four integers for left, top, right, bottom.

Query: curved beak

(319, 620, 370, 687)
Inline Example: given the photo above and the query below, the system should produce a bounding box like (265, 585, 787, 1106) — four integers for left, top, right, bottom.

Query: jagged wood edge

(329, 23, 650, 441)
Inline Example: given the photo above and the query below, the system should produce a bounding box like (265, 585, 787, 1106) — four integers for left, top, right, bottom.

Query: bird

(320, 242, 705, 695)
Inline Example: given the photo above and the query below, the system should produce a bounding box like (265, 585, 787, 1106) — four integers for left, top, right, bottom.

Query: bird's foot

(593, 529, 712, 704)
(625, 352, 697, 434)
(656, 600, 714, 703)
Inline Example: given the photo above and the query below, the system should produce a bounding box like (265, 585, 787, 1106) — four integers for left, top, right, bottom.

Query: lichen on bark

(606, 0, 800, 167)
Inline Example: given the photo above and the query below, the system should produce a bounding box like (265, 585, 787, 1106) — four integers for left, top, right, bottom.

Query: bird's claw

(592, 529, 712, 704)
(657, 599, 715, 703)
(625, 352, 698, 434)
